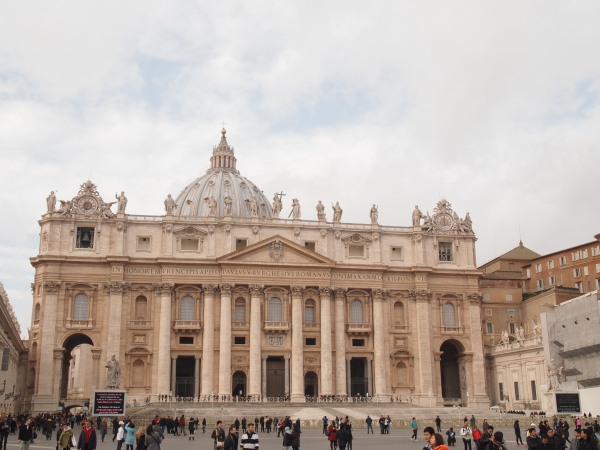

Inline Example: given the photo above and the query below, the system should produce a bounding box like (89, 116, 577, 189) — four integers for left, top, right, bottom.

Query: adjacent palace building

(27, 130, 489, 413)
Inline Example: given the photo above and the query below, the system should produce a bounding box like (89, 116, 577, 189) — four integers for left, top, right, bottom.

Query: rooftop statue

(332, 201, 343, 222)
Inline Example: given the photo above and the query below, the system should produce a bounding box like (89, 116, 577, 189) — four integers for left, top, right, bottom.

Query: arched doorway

(304, 371, 318, 397)
(61, 334, 94, 400)
(440, 340, 463, 403)
(232, 371, 247, 397)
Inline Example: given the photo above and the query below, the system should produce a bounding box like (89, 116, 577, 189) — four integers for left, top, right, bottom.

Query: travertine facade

(26, 130, 489, 413)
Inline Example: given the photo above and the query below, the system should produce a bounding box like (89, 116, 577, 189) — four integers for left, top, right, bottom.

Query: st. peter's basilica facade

(26, 130, 488, 413)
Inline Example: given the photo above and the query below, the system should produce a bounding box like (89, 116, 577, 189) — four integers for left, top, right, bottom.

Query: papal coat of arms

(269, 240, 285, 262)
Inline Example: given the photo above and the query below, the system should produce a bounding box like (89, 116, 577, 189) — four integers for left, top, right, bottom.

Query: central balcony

(263, 321, 290, 334)
(173, 320, 202, 333)
(346, 322, 372, 336)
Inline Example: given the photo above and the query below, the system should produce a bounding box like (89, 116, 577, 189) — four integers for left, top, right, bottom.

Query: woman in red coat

(327, 424, 337, 450)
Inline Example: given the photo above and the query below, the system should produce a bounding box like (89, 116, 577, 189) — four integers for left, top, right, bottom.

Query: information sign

(555, 393, 581, 413)
(92, 390, 126, 416)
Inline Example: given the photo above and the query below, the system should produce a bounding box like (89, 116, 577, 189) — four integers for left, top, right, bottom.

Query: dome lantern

(209, 128, 237, 172)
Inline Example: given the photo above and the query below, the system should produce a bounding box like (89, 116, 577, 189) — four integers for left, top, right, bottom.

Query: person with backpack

(211, 421, 226, 450)
(460, 421, 473, 450)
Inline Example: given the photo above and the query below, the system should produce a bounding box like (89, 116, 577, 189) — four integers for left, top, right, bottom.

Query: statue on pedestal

(224, 196, 233, 216)
(290, 199, 301, 219)
(546, 359, 563, 391)
(412, 205, 423, 226)
(46, 191, 56, 213)
(164, 194, 176, 214)
(370, 204, 378, 225)
(500, 330, 510, 348)
(115, 191, 127, 214)
(332, 201, 343, 222)
(316, 201, 326, 221)
(272, 193, 282, 218)
(105, 355, 120, 389)
(207, 196, 217, 216)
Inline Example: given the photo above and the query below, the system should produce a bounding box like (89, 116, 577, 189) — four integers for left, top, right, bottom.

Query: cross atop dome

(210, 128, 237, 172)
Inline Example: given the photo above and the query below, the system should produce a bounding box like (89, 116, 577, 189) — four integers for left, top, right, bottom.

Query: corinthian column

(201, 285, 217, 395)
(334, 288, 347, 395)
(410, 289, 435, 406)
(467, 292, 491, 407)
(372, 289, 387, 399)
(103, 281, 130, 361)
(218, 284, 233, 396)
(154, 283, 174, 395)
(290, 285, 305, 402)
(319, 287, 333, 395)
(248, 285, 263, 398)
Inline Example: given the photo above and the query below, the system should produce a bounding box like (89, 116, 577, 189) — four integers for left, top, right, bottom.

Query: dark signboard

(92, 390, 126, 416)
(555, 393, 580, 413)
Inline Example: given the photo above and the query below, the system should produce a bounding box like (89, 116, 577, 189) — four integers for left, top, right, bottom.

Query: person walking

(411, 418, 419, 441)
(322, 417, 329, 436)
(100, 419, 108, 443)
(240, 423, 259, 450)
(337, 424, 349, 450)
(77, 420, 97, 450)
(116, 421, 125, 450)
(188, 418, 196, 440)
(124, 421, 135, 450)
(515, 421, 524, 446)
(460, 421, 473, 450)
(327, 423, 337, 450)
(0, 415, 10, 450)
(58, 424, 74, 450)
(365, 416, 373, 435)
(223, 426, 238, 450)
(144, 425, 162, 450)
(291, 421, 301, 450)
(211, 421, 226, 450)
(203, 419, 207, 434)
(135, 427, 145, 450)
(18, 419, 35, 450)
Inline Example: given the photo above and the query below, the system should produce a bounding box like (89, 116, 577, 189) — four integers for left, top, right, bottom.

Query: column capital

(290, 285, 304, 297)
(372, 289, 386, 302)
(202, 284, 218, 296)
(468, 292, 483, 305)
(219, 284, 234, 295)
(43, 280, 61, 294)
(409, 289, 431, 303)
(249, 285, 264, 297)
(103, 281, 131, 294)
(333, 287, 346, 301)
(153, 283, 174, 295)
(53, 350, 65, 360)
(318, 286, 332, 298)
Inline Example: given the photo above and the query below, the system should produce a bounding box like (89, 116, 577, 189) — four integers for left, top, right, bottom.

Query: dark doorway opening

(175, 356, 195, 397)
(232, 371, 247, 397)
(440, 340, 462, 400)
(60, 334, 94, 400)
(350, 358, 368, 396)
(266, 356, 285, 397)
(304, 371, 318, 397)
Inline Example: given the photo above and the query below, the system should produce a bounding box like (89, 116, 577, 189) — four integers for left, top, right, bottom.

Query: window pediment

(341, 233, 372, 246)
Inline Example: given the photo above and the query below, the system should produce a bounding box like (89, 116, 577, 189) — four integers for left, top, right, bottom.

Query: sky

(1, 1, 599, 337)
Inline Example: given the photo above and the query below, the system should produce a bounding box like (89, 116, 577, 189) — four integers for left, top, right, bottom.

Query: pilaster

(201, 285, 216, 395)
(290, 285, 305, 402)
(218, 284, 233, 396)
(154, 283, 174, 395)
(319, 287, 333, 395)
(248, 285, 263, 397)
(334, 288, 347, 395)
(103, 281, 130, 361)
(372, 289, 387, 399)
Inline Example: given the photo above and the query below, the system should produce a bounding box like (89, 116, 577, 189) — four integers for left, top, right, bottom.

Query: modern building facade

(26, 130, 489, 413)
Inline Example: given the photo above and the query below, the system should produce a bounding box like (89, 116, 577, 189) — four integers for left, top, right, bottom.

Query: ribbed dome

(174, 130, 273, 219)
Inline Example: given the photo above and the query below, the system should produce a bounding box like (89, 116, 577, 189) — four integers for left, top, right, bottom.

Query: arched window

(132, 360, 145, 386)
(268, 297, 282, 322)
(135, 295, 147, 320)
(234, 298, 246, 322)
(73, 293, 89, 320)
(350, 299, 363, 324)
(179, 295, 195, 320)
(442, 302, 456, 327)
(305, 299, 316, 324)
(393, 301, 405, 326)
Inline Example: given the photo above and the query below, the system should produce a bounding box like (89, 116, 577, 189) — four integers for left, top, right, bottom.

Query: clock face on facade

(78, 196, 98, 214)
(435, 212, 453, 231)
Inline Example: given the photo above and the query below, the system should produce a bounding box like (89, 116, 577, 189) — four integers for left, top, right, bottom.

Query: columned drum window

(442, 302, 456, 327)
(179, 295, 195, 320)
(350, 299, 363, 324)
(73, 293, 89, 320)
(305, 300, 315, 324)
(268, 297, 282, 321)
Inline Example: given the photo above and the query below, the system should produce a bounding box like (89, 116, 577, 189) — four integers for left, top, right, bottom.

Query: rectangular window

(559, 256, 567, 266)
(572, 251, 579, 261)
(304, 306, 315, 324)
(583, 266, 589, 276)
(505, 294, 513, 301)
(438, 242, 453, 262)
(390, 246, 403, 261)
(137, 236, 151, 251)
(349, 244, 365, 257)
(514, 381, 520, 400)
(531, 380, 537, 401)
(596, 264, 600, 273)
(499, 382, 504, 401)
(305, 338, 317, 346)
(234, 305, 245, 322)
(75, 227, 95, 249)
(486, 322, 493, 334)
(592, 246, 600, 256)
(179, 337, 193, 345)
(352, 339, 365, 347)
(234, 336, 246, 345)
(537, 279, 544, 290)
(304, 241, 316, 252)
(536, 264, 542, 273)
(575, 281, 583, 292)
(574, 268, 582, 277)
(547, 260, 554, 269)
(0, 348, 9, 371)
(582, 249, 588, 258)
(509, 322, 516, 334)
(181, 238, 199, 251)
(236, 239, 247, 251)
(549, 276, 556, 285)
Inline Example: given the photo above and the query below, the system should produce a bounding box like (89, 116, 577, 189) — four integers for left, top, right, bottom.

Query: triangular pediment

(218, 235, 335, 266)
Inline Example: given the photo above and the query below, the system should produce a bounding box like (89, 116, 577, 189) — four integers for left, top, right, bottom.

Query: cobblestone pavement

(5, 425, 520, 450)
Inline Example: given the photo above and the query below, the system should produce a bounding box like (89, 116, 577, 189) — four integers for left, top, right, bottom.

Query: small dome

(174, 131, 273, 219)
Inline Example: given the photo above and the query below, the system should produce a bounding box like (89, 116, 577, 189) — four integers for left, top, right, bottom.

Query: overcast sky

(1, 1, 599, 337)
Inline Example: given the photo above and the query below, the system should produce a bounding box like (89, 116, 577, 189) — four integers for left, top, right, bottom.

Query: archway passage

(440, 340, 462, 401)
(304, 371, 318, 397)
(175, 356, 195, 397)
(266, 356, 285, 397)
(350, 358, 368, 396)
(232, 371, 246, 397)
(60, 334, 95, 400)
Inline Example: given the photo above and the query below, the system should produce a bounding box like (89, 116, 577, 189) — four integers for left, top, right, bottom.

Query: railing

(173, 320, 202, 332)
(441, 326, 464, 334)
(66, 319, 94, 329)
(393, 324, 410, 332)
(303, 323, 320, 329)
(346, 323, 372, 334)
(129, 319, 152, 328)
(263, 321, 290, 332)
(232, 321, 249, 329)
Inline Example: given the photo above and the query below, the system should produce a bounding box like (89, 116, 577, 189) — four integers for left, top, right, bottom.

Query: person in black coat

(527, 429, 542, 450)
(18, 419, 35, 450)
(337, 424, 349, 450)
(223, 426, 238, 450)
(77, 421, 97, 450)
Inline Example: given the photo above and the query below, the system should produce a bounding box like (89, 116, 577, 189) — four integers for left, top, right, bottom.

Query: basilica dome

(174, 130, 273, 219)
